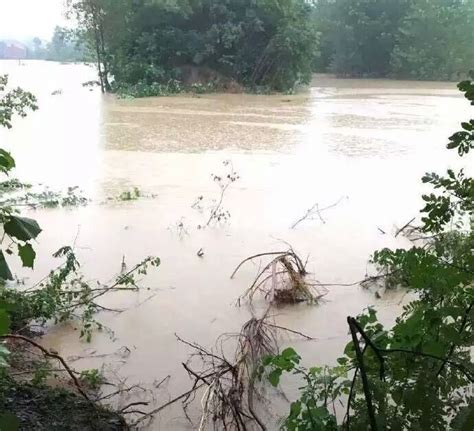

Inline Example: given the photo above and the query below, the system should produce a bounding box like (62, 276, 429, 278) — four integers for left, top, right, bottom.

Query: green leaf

(0, 309, 11, 335)
(289, 401, 302, 418)
(0, 301, 16, 312)
(392, 387, 403, 405)
(4, 216, 42, 242)
(451, 402, 474, 430)
(18, 243, 36, 269)
(268, 369, 282, 387)
(53, 246, 72, 258)
(0, 412, 20, 431)
(0, 149, 15, 174)
(0, 250, 13, 280)
(281, 347, 299, 362)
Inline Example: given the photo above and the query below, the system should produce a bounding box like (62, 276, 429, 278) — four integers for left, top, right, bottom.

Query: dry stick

(291, 196, 346, 229)
(347, 317, 378, 431)
(395, 217, 416, 237)
(230, 251, 288, 279)
(265, 323, 313, 340)
(97, 384, 143, 402)
(291, 203, 319, 229)
(132, 382, 207, 426)
(247, 259, 285, 302)
(154, 374, 171, 390)
(1, 334, 92, 403)
(119, 401, 150, 413)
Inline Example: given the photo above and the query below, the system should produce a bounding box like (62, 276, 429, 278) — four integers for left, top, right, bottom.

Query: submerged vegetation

(0, 185, 89, 210)
(0, 76, 161, 428)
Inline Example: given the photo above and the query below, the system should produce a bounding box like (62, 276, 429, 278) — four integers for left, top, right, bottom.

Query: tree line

(24, 27, 88, 63)
(66, 0, 474, 95)
(314, 0, 474, 80)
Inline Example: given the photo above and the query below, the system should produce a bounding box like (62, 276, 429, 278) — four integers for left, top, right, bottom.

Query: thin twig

(291, 196, 346, 229)
(119, 401, 149, 413)
(230, 251, 288, 279)
(265, 323, 313, 340)
(131, 382, 207, 426)
(395, 217, 416, 237)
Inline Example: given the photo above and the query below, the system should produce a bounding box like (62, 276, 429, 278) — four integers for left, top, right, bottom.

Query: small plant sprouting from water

(167, 217, 189, 238)
(79, 368, 105, 390)
(118, 187, 141, 201)
(192, 160, 239, 229)
(0, 179, 32, 192)
(0, 245, 160, 342)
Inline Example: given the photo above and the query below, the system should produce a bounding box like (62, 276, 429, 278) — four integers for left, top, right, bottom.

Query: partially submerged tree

(68, 0, 319, 94)
(67, 0, 123, 92)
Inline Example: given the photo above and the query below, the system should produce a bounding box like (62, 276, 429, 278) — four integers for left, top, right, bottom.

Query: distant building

(0, 40, 28, 59)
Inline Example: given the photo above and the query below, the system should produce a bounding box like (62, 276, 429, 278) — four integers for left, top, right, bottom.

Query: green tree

(67, 0, 124, 91)
(70, 0, 320, 94)
(391, 0, 474, 80)
(46, 26, 86, 62)
(329, 0, 412, 77)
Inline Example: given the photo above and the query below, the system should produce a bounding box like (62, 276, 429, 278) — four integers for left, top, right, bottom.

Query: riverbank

(1, 376, 125, 430)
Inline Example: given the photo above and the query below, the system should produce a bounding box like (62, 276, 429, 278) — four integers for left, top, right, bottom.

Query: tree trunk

(98, 20, 111, 92)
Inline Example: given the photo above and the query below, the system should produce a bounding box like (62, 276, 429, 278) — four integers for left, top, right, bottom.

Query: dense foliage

(314, 0, 474, 80)
(260, 74, 474, 429)
(68, 0, 320, 94)
(66, 1, 474, 94)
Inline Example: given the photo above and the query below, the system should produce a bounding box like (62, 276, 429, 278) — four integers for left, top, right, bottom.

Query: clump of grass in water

(0, 185, 88, 209)
(0, 179, 32, 192)
(118, 187, 141, 201)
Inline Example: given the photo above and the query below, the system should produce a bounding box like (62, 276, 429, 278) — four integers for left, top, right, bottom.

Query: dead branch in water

(177, 313, 312, 430)
(232, 249, 327, 306)
(132, 313, 312, 429)
(291, 196, 347, 229)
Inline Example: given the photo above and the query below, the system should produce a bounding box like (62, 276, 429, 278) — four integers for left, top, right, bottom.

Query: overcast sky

(0, 0, 68, 41)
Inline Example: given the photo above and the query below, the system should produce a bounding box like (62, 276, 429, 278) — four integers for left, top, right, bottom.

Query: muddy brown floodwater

(0, 60, 471, 429)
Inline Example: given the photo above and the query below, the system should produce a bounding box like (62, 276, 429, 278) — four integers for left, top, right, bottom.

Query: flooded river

(0, 60, 471, 429)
